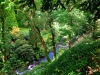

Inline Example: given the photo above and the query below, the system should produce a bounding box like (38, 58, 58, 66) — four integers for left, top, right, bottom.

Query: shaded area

(15, 41, 64, 75)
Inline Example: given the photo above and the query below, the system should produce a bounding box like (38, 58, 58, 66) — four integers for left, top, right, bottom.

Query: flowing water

(15, 39, 68, 75)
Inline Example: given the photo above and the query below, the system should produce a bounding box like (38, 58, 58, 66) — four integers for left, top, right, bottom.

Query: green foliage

(15, 44, 35, 62)
(10, 30, 29, 48)
(51, 8, 89, 46)
(24, 62, 48, 75)
(0, 2, 19, 73)
(41, 0, 66, 11)
(14, 39, 25, 48)
(17, 0, 36, 9)
(5, 0, 18, 27)
(93, 19, 100, 40)
(26, 36, 100, 75)
(80, 0, 100, 20)
(34, 48, 45, 60)
(52, 8, 88, 32)
(29, 29, 40, 45)
(8, 54, 25, 69)
(16, 10, 30, 27)
(0, 60, 13, 74)
(0, 54, 25, 75)
(1, 0, 100, 74)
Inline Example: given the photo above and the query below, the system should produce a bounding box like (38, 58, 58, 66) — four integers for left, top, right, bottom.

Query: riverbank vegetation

(0, 0, 100, 75)
(25, 34, 100, 75)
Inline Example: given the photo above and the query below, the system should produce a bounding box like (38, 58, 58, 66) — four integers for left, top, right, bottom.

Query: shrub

(15, 44, 35, 62)
(34, 49, 45, 60)
(14, 39, 28, 49)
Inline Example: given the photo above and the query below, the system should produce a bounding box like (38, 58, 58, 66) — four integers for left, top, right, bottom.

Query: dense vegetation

(25, 35, 100, 75)
(0, 0, 100, 75)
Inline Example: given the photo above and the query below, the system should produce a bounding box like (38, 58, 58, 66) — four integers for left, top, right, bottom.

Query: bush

(40, 39, 100, 75)
(14, 39, 28, 49)
(10, 31, 29, 50)
(34, 49, 45, 60)
(15, 44, 35, 62)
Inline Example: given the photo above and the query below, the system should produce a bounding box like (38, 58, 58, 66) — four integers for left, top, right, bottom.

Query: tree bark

(1, 5, 7, 65)
(49, 18, 56, 57)
(68, 13, 72, 49)
(29, 10, 50, 62)
(92, 21, 97, 40)
(33, 24, 51, 62)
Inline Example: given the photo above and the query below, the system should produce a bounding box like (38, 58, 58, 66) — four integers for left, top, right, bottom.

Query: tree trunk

(92, 21, 97, 40)
(68, 34, 71, 49)
(32, 24, 51, 62)
(1, 6, 5, 44)
(1, 5, 7, 65)
(49, 18, 56, 57)
(68, 14, 72, 49)
(29, 10, 50, 62)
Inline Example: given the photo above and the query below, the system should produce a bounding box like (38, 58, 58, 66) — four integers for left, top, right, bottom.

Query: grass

(19, 27, 30, 33)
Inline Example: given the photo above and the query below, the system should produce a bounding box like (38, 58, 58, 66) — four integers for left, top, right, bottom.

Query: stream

(15, 39, 68, 75)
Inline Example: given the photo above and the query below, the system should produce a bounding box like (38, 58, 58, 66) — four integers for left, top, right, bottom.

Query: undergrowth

(24, 36, 100, 75)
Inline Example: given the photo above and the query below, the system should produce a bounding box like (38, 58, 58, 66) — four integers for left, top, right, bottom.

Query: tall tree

(17, 0, 51, 62)
(18, 0, 36, 10)
(0, 0, 6, 63)
(79, 0, 100, 39)
(0, 0, 18, 64)
(47, 14, 56, 57)
(28, 10, 51, 62)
